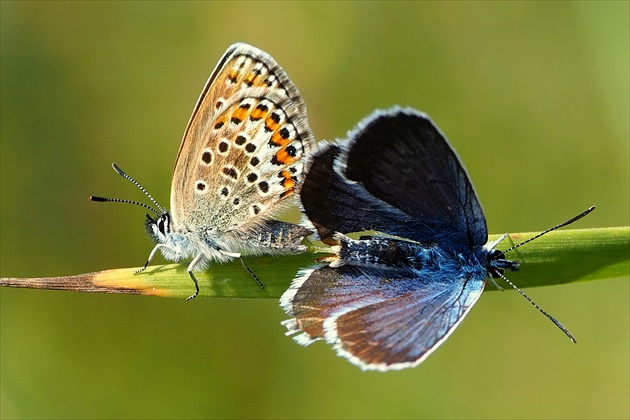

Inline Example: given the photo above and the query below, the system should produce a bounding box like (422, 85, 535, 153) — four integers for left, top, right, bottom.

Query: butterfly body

(146, 44, 313, 297)
(281, 107, 537, 370)
(92, 43, 313, 299)
(146, 213, 312, 269)
(330, 233, 489, 273)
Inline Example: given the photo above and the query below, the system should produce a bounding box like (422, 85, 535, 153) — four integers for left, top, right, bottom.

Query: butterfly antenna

(503, 206, 595, 254)
(494, 271, 577, 343)
(89, 163, 166, 215)
(89, 195, 160, 215)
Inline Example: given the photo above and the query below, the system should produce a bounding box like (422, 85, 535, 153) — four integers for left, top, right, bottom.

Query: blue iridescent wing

(281, 265, 486, 371)
(287, 108, 489, 369)
(302, 108, 487, 249)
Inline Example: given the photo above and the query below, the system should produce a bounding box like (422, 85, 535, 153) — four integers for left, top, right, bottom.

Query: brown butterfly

(91, 43, 313, 299)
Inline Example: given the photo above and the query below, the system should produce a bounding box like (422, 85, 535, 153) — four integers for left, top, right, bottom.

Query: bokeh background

(1, 2, 628, 419)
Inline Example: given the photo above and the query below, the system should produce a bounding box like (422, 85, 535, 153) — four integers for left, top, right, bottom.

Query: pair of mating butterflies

(92, 43, 593, 371)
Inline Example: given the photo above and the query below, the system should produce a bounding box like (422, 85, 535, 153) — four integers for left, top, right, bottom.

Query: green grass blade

(1, 227, 627, 299)
(500, 227, 628, 288)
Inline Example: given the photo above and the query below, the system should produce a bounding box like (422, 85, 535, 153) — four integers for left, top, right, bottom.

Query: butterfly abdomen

(236, 220, 312, 255)
(331, 234, 425, 270)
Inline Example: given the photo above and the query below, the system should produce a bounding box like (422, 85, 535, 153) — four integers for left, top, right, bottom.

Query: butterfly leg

(135, 244, 168, 274)
(185, 254, 204, 301)
(217, 249, 264, 289)
(239, 257, 264, 289)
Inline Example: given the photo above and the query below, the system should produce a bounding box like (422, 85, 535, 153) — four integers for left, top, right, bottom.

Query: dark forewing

(300, 144, 419, 241)
(280, 265, 485, 371)
(340, 108, 487, 249)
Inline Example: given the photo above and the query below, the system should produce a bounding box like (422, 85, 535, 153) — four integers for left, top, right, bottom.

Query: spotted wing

(170, 43, 313, 236)
(281, 265, 485, 371)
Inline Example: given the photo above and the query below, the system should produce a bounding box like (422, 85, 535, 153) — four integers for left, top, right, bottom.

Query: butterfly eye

(488, 249, 519, 275)
(157, 214, 170, 235)
(489, 249, 505, 260)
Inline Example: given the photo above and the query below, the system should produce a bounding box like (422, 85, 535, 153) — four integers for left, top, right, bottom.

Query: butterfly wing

(300, 143, 415, 241)
(281, 265, 485, 371)
(302, 108, 486, 249)
(170, 43, 313, 239)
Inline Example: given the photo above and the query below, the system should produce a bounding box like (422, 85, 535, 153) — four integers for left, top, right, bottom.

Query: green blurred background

(1, 2, 628, 419)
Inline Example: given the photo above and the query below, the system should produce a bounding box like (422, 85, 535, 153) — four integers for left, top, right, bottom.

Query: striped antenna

(89, 163, 166, 215)
(503, 206, 595, 254)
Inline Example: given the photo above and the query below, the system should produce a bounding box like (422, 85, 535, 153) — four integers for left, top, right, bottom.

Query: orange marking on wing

(214, 116, 227, 129)
(232, 106, 249, 123)
(227, 69, 240, 84)
(243, 73, 256, 86)
(270, 130, 291, 147)
(274, 148, 298, 165)
(265, 115, 281, 132)
(250, 105, 269, 121)
(280, 190, 294, 199)
(279, 170, 296, 199)
(245, 68, 266, 86)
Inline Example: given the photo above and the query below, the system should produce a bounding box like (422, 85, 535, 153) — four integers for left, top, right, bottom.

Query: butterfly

(91, 43, 314, 300)
(280, 107, 594, 371)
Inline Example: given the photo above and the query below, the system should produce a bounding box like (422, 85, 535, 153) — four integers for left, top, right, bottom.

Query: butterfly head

(145, 212, 172, 243)
(484, 206, 597, 280)
(486, 248, 520, 278)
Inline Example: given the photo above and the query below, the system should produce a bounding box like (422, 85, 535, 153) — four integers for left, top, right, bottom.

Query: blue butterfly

(280, 107, 593, 371)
